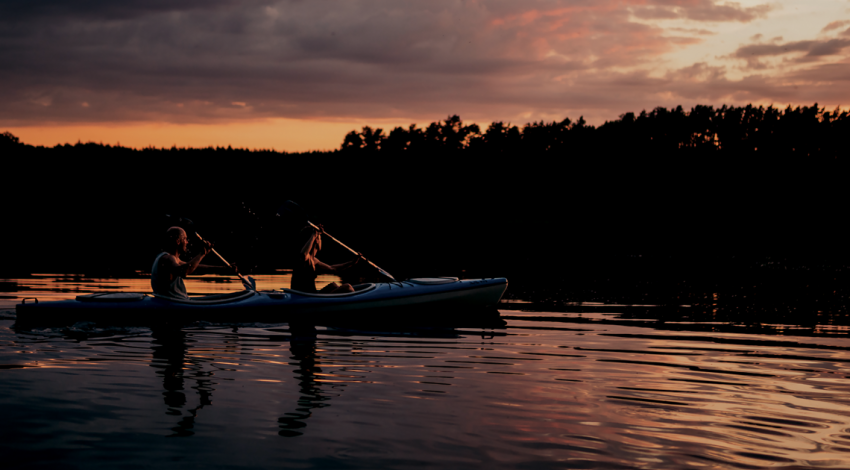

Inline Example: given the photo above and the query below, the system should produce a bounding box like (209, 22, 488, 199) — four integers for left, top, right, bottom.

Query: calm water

(2, 275, 850, 469)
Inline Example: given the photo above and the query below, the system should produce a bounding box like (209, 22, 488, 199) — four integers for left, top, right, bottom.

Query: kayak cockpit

(282, 283, 377, 297)
(152, 290, 257, 304)
(406, 277, 459, 285)
(76, 292, 147, 302)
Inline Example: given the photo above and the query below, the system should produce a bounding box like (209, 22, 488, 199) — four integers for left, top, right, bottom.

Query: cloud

(0, 0, 844, 132)
(669, 27, 716, 35)
(788, 61, 850, 83)
(733, 38, 850, 60)
(734, 41, 817, 57)
(0, 0, 690, 124)
(0, 0, 270, 20)
(634, 7, 682, 20)
(632, 0, 773, 22)
(807, 38, 850, 57)
(821, 20, 850, 33)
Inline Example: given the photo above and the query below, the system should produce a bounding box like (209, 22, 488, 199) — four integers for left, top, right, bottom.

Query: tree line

(4, 102, 846, 159)
(2, 102, 848, 278)
(340, 104, 849, 158)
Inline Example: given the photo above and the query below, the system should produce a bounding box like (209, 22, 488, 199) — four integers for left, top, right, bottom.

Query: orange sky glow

(2, 0, 849, 151)
(4, 119, 410, 153)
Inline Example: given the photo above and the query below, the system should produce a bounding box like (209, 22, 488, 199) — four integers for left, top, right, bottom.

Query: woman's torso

(291, 255, 317, 293)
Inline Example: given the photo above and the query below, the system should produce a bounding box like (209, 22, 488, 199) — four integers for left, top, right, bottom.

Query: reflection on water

(280, 324, 324, 437)
(1, 276, 850, 468)
(0, 273, 342, 310)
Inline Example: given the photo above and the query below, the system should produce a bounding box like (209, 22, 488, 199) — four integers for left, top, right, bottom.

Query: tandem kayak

(15, 277, 508, 327)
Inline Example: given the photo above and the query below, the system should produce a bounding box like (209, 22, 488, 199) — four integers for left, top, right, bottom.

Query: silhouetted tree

(382, 126, 411, 153)
(1, 131, 21, 149)
(360, 126, 384, 152)
(341, 130, 363, 151)
(467, 121, 521, 154)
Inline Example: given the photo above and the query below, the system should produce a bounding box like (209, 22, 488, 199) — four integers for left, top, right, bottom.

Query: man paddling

(151, 227, 232, 299)
(291, 225, 362, 294)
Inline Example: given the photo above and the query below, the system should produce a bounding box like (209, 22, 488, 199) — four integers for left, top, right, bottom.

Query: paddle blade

(241, 275, 256, 291)
(275, 201, 313, 232)
(275, 200, 306, 219)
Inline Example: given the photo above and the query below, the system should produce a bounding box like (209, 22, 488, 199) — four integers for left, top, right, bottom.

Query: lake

(2, 274, 850, 469)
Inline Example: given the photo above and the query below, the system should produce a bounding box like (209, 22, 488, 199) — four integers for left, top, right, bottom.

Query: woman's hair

(297, 226, 320, 253)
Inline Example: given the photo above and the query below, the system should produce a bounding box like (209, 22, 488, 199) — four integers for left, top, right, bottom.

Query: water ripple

(2, 279, 850, 468)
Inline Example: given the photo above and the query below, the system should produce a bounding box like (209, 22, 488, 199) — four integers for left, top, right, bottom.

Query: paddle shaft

(193, 232, 247, 284)
(305, 221, 395, 281)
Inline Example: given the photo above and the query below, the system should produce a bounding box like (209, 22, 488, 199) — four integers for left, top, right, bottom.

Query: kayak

(15, 277, 508, 327)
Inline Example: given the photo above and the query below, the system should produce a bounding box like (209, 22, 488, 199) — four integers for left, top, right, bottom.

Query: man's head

(164, 226, 189, 254)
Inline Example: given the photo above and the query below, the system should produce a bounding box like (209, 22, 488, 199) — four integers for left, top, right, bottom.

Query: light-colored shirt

(151, 252, 189, 299)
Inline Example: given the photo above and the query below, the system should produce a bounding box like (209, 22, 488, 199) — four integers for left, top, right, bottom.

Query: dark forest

(3, 103, 849, 317)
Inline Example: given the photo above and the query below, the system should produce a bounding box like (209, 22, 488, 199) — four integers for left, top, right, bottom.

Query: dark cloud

(0, 0, 843, 129)
(733, 38, 850, 59)
(632, 0, 772, 22)
(788, 62, 850, 82)
(808, 38, 850, 57)
(0, 0, 674, 125)
(0, 0, 268, 20)
(734, 41, 816, 57)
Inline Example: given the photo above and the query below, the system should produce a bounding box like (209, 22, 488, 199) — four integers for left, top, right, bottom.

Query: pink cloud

(821, 20, 850, 33)
(632, 0, 772, 22)
(0, 0, 844, 134)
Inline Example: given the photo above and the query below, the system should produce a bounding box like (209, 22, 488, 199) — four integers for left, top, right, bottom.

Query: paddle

(276, 201, 396, 281)
(165, 215, 256, 290)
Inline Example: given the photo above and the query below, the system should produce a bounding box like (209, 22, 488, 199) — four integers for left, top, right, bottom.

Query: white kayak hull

(15, 278, 508, 326)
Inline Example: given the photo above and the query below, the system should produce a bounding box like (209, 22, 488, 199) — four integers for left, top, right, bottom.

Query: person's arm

(315, 254, 362, 274)
(195, 263, 238, 274)
(313, 259, 334, 274)
(187, 240, 213, 275)
(165, 241, 212, 279)
(333, 254, 362, 273)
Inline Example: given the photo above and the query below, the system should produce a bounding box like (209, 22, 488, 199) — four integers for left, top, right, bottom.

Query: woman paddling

(291, 225, 362, 293)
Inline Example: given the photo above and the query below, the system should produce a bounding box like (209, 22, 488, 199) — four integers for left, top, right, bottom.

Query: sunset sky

(2, 0, 849, 151)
